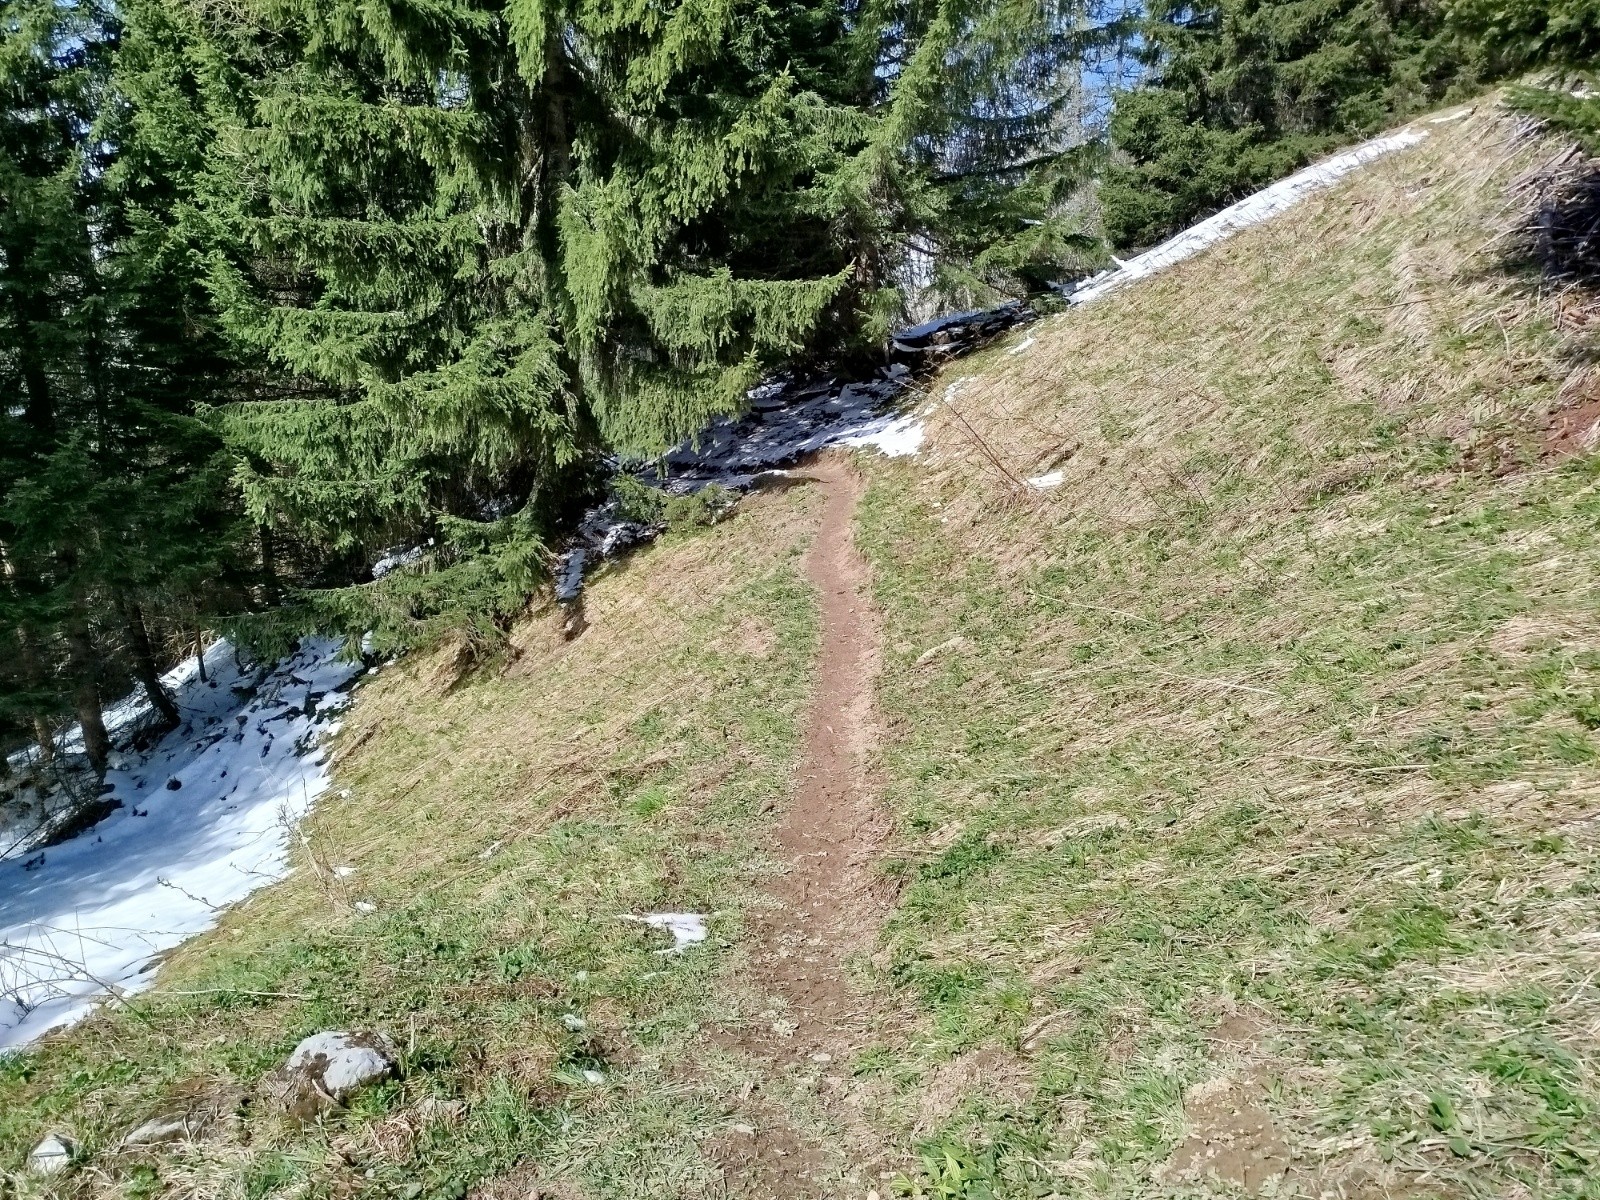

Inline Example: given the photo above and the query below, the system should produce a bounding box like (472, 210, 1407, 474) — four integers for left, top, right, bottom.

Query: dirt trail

(714, 455, 898, 1196)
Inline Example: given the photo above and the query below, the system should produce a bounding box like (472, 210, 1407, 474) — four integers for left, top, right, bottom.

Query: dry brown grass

(857, 99, 1600, 1198)
(196, 482, 823, 946)
(0, 483, 844, 1199)
(8, 96, 1600, 1200)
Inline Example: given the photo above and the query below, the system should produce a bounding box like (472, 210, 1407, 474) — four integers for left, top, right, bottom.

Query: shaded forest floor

(4, 99, 1600, 1200)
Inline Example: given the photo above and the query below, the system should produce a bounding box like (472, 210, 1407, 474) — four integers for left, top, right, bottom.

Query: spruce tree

(162, 0, 1110, 650)
(1, 0, 117, 767)
(1, 0, 246, 774)
(879, 0, 1131, 308)
(1447, 0, 1600, 148)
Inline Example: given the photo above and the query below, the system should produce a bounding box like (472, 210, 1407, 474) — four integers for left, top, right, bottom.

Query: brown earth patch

(1543, 394, 1600, 461)
(710, 454, 902, 1197)
(702, 1105, 829, 1193)
(1458, 372, 1600, 476)
(1165, 1075, 1293, 1194)
(469, 1161, 585, 1200)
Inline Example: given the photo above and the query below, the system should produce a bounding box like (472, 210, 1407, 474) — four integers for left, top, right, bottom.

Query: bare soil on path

(711, 455, 900, 1197)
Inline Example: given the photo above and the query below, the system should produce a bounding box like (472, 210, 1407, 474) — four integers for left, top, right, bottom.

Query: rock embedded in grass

(272, 1030, 398, 1116)
(120, 1090, 240, 1147)
(27, 1133, 73, 1174)
(122, 1114, 196, 1146)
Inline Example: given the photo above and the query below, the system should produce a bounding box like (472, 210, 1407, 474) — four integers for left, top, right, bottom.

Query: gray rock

(122, 1114, 196, 1146)
(275, 1030, 397, 1115)
(27, 1134, 73, 1174)
(119, 1088, 241, 1148)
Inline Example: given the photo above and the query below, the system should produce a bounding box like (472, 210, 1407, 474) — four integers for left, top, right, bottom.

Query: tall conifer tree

(1100, 0, 1480, 248)
(164, 0, 1107, 648)
(1, 0, 245, 772)
(1448, 0, 1600, 147)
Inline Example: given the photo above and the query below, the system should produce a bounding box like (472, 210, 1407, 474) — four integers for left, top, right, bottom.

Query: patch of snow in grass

(620, 912, 708, 953)
(0, 638, 360, 1049)
(943, 376, 975, 403)
(1026, 470, 1066, 489)
(1007, 336, 1036, 356)
(1070, 128, 1429, 307)
(840, 411, 925, 457)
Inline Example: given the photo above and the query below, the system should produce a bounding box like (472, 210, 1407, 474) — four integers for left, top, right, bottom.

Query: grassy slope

(3, 100, 1598, 1200)
(857, 103, 1600, 1197)
(0, 488, 835, 1198)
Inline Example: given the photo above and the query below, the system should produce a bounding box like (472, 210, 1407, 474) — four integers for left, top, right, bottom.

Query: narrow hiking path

(714, 455, 899, 1196)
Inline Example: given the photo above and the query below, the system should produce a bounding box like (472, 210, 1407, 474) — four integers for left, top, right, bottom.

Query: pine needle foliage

(134, 0, 1116, 646)
(3, 0, 1128, 752)
(882, 0, 1133, 309)
(1101, 0, 1484, 248)
(147, 0, 883, 648)
(1, 0, 248, 768)
(1448, 0, 1600, 151)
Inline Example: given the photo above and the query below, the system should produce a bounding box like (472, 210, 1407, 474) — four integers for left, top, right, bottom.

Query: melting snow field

(0, 639, 360, 1049)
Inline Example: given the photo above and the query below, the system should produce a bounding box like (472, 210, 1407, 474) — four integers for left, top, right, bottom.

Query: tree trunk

(121, 597, 180, 730)
(258, 522, 280, 608)
(15, 630, 57, 763)
(64, 616, 110, 776)
(31, 714, 55, 764)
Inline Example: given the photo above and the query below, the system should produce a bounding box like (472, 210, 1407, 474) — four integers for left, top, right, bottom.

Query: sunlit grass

(856, 104, 1600, 1198)
(0, 489, 825, 1199)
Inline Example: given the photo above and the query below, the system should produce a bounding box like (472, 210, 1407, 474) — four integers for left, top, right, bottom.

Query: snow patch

(370, 543, 425, 580)
(943, 376, 976, 403)
(840, 411, 925, 457)
(1070, 129, 1429, 306)
(0, 638, 361, 1049)
(621, 912, 708, 953)
(1026, 470, 1066, 490)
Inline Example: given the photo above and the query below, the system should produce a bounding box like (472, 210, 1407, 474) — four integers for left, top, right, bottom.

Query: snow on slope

(1069, 128, 1430, 306)
(0, 639, 360, 1049)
